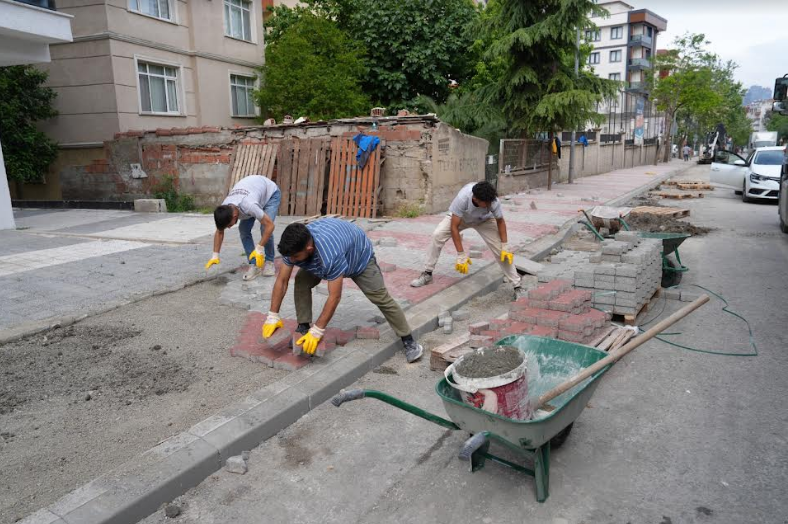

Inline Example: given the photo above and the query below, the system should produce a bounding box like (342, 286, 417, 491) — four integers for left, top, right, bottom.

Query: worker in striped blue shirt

(261, 218, 424, 363)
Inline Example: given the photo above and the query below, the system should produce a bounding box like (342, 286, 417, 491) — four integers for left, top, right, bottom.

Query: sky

(627, 0, 788, 90)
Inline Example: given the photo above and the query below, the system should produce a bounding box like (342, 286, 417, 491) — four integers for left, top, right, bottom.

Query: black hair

(278, 223, 312, 257)
(472, 181, 497, 203)
(214, 205, 234, 230)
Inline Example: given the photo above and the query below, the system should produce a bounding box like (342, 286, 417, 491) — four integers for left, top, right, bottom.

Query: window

(647, 26, 653, 37)
(129, 0, 172, 21)
(609, 73, 621, 81)
(588, 52, 600, 65)
(610, 50, 622, 62)
(225, 0, 252, 41)
(610, 26, 623, 40)
(230, 74, 256, 117)
(138, 61, 180, 114)
(585, 30, 600, 42)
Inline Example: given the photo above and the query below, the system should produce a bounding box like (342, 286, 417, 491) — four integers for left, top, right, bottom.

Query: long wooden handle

(535, 294, 710, 411)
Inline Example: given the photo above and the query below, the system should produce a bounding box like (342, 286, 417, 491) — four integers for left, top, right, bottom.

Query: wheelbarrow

(331, 296, 709, 503)
(577, 209, 691, 288)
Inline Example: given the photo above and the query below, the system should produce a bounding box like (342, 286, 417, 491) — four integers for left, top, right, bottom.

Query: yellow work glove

(204, 252, 220, 270)
(455, 253, 472, 275)
(262, 311, 283, 339)
(500, 243, 514, 265)
(248, 244, 265, 268)
(296, 326, 325, 355)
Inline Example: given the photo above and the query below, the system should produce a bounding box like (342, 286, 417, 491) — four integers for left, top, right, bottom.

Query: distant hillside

(743, 85, 772, 105)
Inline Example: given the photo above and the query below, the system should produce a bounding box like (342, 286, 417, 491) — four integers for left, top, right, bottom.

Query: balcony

(627, 82, 648, 93)
(628, 58, 652, 70)
(628, 34, 653, 48)
(0, 0, 73, 66)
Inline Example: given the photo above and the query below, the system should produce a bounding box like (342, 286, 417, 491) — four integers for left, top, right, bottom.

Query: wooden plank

(278, 139, 293, 215)
(296, 140, 311, 216)
(288, 140, 301, 215)
(265, 143, 279, 178)
(362, 148, 376, 218)
(588, 325, 616, 348)
(341, 139, 352, 217)
(353, 143, 364, 217)
(630, 206, 690, 218)
(313, 139, 328, 216)
(327, 138, 339, 214)
(370, 143, 381, 218)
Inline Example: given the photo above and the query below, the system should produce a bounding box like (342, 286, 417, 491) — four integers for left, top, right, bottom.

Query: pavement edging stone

(16, 165, 689, 524)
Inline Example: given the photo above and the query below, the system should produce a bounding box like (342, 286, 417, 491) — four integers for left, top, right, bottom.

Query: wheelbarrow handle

(458, 432, 489, 462)
(331, 389, 366, 407)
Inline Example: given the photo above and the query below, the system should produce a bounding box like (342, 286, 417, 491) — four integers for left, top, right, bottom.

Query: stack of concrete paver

(574, 232, 661, 317)
(467, 279, 612, 347)
(537, 232, 662, 318)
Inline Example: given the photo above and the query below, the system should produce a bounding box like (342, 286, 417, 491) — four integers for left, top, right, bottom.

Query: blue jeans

(238, 189, 281, 264)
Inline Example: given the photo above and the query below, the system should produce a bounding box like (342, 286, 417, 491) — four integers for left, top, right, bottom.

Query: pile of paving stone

(538, 231, 662, 318)
(467, 280, 612, 347)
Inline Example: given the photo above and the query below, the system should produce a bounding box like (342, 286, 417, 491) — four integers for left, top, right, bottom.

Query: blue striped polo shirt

(282, 218, 374, 281)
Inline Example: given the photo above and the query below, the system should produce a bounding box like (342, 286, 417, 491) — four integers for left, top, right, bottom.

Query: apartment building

(587, 1, 667, 92)
(37, 0, 265, 146)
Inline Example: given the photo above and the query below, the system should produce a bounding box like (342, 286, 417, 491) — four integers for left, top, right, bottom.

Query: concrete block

(469, 321, 489, 334)
(613, 306, 637, 316)
(594, 264, 616, 276)
(451, 309, 470, 321)
(468, 250, 484, 259)
(622, 253, 644, 264)
(588, 253, 602, 263)
(274, 353, 311, 371)
(443, 318, 454, 334)
(378, 262, 397, 273)
(615, 298, 638, 308)
(595, 276, 615, 285)
(601, 254, 622, 263)
(614, 279, 637, 292)
(574, 278, 594, 288)
(663, 288, 682, 300)
(134, 198, 167, 212)
(594, 293, 616, 305)
(601, 242, 625, 255)
(225, 456, 248, 474)
(614, 264, 638, 278)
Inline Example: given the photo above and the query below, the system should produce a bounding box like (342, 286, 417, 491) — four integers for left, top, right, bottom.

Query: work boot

(262, 262, 276, 277)
(513, 286, 528, 301)
(410, 272, 433, 288)
(403, 339, 424, 363)
(243, 265, 262, 281)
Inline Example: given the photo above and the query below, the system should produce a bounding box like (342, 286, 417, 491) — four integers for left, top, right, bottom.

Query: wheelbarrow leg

(534, 442, 550, 503)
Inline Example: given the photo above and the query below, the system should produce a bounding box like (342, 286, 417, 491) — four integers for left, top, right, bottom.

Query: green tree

(256, 14, 370, 121)
(480, 0, 618, 137)
(766, 112, 788, 142)
(650, 34, 721, 162)
(263, 0, 478, 108)
(0, 65, 58, 183)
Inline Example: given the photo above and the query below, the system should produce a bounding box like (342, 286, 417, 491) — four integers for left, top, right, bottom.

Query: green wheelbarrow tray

(637, 232, 691, 286)
(331, 335, 613, 502)
(637, 231, 690, 257)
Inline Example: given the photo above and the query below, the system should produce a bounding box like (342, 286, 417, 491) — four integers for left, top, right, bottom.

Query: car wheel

(742, 180, 751, 203)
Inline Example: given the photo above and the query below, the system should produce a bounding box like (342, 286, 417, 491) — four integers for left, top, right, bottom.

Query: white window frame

(224, 0, 255, 43)
(610, 50, 622, 63)
(228, 71, 259, 118)
(128, 0, 177, 24)
(609, 73, 621, 81)
(588, 52, 600, 65)
(610, 26, 623, 40)
(134, 55, 186, 117)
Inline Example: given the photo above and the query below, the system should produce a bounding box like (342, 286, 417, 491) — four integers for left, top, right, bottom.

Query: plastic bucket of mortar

(444, 347, 529, 420)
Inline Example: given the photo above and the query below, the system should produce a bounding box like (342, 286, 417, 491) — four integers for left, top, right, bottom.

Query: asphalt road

(140, 163, 788, 524)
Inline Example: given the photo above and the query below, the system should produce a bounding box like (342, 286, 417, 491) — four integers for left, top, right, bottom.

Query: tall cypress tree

(484, 0, 616, 136)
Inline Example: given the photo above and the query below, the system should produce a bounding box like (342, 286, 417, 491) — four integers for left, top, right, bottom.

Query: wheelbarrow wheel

(549, 422, 574, 449)
(661, 258, 683, 288)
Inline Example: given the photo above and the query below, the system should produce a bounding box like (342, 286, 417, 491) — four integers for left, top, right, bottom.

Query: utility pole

(568, 26, 580, 184)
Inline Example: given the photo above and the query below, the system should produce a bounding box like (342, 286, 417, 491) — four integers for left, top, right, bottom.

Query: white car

(710, 146, 785, 202)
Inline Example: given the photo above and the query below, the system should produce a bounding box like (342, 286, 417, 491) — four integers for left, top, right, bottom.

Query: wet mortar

(455, 346, 523, 379)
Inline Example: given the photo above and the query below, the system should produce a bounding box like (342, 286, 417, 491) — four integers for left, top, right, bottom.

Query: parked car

(710, 146, 785, 202)
(780, 147, 788, 233)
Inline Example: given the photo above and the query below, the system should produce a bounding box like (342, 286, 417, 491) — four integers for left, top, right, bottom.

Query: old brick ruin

(55, 115, 489, 216)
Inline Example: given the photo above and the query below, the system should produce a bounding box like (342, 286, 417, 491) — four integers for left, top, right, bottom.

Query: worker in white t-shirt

(410, 181, 524, 300)
(205, 175, 281, 281)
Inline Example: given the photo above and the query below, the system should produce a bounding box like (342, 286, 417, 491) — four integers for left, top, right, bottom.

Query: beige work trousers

(425, 215, 521, 287)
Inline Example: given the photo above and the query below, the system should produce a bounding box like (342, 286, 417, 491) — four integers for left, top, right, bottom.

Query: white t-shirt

(448, 183, 503, 225)
(222, 175, 278, 221)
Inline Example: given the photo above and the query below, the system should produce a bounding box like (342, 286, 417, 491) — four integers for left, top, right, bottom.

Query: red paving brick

(509, 308, 541, 324)
(335, 330, 356, 346)
(529, 325, 558, 338)
(357, 326, 380, 339)
(535, 310, 569, 327)
(345, 265, 460, 306)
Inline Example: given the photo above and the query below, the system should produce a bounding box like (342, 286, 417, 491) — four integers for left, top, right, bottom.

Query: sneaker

(262, 262, 276, 277)
(403, 339, 424, 363)
(410, 272, 433, 288)
(513, 286, 528, 301)
(243, 265, 262, 281)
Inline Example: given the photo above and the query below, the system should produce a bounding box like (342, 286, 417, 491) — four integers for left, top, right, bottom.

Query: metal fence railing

(499, 139, 552, 174)
(560, 131, 597, 143)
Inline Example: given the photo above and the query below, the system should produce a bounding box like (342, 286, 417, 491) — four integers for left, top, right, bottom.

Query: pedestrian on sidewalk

(409, 181, 523, 300)
(262, 218, 424, 363)
(205, 175, 281, 281)
(682, 144, 691, 162)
